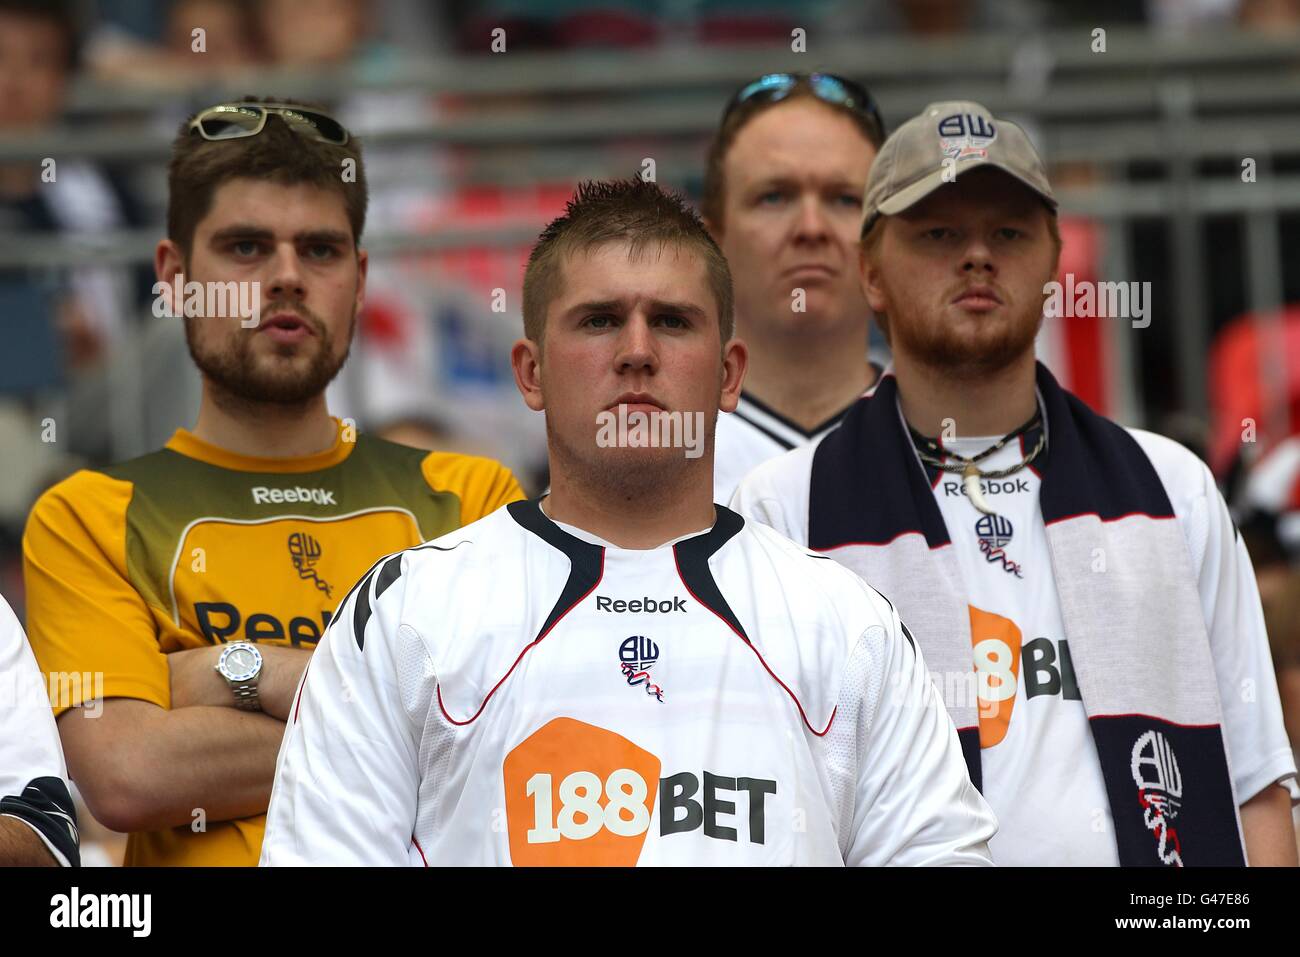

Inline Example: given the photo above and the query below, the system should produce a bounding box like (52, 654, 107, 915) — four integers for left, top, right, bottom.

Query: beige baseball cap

(861, 100, 1056, 235)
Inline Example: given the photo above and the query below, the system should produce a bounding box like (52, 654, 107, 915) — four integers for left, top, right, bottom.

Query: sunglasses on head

(723, 72, 885, 141)
(188, 102, 350, 146)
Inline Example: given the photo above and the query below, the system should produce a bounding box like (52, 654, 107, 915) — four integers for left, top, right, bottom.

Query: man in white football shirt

(0, 596, 79, 866)
(733, 100, 1298, 866)
(261, 178, 994, 866)
(702, 73, 887, 501)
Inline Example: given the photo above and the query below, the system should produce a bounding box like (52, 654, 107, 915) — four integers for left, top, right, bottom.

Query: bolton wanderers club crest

(288, 532, 333, 598)
(938, 110, 997, 161)
(975, 514, 1023, 578)
(1131, 729, 1183, 866)
(618, 635, 663, 702)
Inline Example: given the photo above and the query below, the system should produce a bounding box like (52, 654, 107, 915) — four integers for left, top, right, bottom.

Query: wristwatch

(215, 642, 263, 711)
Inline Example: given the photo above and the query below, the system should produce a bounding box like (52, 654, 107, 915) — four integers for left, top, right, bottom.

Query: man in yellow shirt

(22, 98, 523, 866)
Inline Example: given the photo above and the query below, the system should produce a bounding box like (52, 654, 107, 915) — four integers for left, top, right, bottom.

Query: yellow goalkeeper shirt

(22, 419, 524, 867)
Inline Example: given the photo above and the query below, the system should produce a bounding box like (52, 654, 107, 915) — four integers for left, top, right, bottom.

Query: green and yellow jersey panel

(22, 419, 524, 867)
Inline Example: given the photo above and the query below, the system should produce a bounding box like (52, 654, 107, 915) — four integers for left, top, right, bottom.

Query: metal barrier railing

(50, 27, 1300, 108)
(0, 26, 1296, 461)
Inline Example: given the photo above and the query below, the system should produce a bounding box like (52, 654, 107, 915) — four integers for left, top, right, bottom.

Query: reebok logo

(596, 595, 687, 614)
(943, 478, 1030, 498)
(251, 486, 337, 506)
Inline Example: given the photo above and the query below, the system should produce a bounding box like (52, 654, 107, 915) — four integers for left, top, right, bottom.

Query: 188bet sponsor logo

(502, 717, 776, 865)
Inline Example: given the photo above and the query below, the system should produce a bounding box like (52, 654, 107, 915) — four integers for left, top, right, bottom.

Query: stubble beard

(185, 309, 354, 412)
(887, 287, 1043, 380)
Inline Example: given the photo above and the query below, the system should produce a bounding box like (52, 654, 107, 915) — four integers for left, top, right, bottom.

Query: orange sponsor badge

(504, 717, 662, 866)
(969, 605, 1022, 748)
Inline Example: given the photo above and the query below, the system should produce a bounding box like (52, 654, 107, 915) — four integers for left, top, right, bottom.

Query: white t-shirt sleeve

(841, 597, 997, 866)
(261, 554, 432, 866)
(0, 596, 79, 867)
(1185, 448, 1298, 804)
(729, 445, 814, 545)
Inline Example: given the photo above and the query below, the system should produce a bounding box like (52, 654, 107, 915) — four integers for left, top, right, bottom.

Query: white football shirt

(732, 416, 1298, 866)
(261, 500, 995, 866)
(0, 596, 79, 866)
(929, 431, 1124, 866)
(714, 393, 852, 505)
(715, 363, 886, 502)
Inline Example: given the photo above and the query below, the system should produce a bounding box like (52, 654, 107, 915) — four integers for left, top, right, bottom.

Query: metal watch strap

(229, 680, 261, 712)
(217, 642, 264, 712)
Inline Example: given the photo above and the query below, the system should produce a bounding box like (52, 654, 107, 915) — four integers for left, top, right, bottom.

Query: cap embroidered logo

(938, 111, 997, 161)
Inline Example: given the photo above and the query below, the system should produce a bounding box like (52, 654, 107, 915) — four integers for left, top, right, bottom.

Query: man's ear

(354, 247, 369, 316)
(512, 338, 545, 412)
(859, 241, 888, 314)
(155, 239, 186, 315)
(718, 336, 748, 414)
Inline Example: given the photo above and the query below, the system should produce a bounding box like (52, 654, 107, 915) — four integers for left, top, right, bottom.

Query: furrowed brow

(294, 229, 351, 245)
(209, 225, 275, 243)
(564, 299, 623, 317)
(647, 299, 707, 319)
(750, 175, 800, 192)
(207, 226, 352, 245)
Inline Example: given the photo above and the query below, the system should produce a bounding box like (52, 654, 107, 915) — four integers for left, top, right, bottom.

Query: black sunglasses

(723, 72, 886, 142)
(189, 102, 350, 146)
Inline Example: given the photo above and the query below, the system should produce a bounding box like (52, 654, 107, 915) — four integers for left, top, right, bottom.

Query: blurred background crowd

(0, 0, 1298, 862)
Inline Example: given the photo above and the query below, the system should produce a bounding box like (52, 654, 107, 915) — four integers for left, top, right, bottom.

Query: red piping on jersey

(671, 550, 835, 737)
(292, 662, 311, 724)
(437, 551, 607, 726)
(1043, 511, 1177, 526)
(412, 834, 428, 866)
(1019, 432, 1044, 480)
(1088, 713, 1221, 729)
(817, 531, 953, 552)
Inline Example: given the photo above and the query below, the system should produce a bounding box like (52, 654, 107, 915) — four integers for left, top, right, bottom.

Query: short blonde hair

(523, 178, 734, 346)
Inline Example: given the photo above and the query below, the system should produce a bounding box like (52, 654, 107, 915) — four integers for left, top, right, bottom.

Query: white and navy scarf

(807, 363, 1244, 866)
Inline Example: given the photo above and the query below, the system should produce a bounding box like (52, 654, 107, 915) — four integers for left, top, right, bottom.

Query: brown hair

(702, 82, 886, 231)
(167, 96, 367, 256)
(522, 178, 734, 346)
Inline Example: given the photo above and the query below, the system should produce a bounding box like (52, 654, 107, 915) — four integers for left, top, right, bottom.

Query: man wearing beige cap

(733, 100, 1298, 866)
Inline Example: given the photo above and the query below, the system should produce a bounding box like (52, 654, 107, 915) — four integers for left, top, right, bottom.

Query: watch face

(221, 644, 261, 682)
